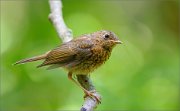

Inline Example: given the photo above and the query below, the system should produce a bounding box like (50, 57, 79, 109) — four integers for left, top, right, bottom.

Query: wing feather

(37, 37, 94, 68)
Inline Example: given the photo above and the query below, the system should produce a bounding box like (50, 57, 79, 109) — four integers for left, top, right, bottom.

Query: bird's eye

(104, 34, 110, 39)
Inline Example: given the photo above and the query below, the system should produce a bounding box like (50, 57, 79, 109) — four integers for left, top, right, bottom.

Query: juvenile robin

(14, 30, 122, 102)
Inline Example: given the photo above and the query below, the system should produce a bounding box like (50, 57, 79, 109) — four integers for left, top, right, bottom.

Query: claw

(83, 90, 101, 104)
(68, 73, 101, 103)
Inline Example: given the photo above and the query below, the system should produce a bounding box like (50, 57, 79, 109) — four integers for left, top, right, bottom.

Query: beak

(114, 40, 123, 44)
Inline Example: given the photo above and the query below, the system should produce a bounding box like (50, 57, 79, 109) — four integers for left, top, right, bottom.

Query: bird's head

(93, 30, 122, 50)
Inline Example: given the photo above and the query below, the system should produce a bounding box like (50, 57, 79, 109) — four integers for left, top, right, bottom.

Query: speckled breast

(71, 47, 112, 75)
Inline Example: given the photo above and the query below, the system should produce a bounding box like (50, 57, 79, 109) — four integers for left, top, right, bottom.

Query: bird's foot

(83, 90, 101, 104)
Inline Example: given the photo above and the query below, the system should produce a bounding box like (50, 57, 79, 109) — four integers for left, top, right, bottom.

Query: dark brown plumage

(14, 30, 122, 102)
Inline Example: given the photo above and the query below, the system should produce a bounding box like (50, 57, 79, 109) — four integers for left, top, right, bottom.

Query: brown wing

(37, 37, 94, 68)
(37, 43, 76, 67)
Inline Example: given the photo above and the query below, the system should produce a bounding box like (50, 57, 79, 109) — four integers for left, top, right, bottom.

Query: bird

(14, 30, 122, 103)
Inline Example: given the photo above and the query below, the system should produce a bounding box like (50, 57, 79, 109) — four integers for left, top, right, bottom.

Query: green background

(1, 0, 179, 110)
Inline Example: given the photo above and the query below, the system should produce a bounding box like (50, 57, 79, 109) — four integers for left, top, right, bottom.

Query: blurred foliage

(1, 0, 180, 110)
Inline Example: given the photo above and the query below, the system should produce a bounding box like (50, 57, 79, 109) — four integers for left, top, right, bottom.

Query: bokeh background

(1, 0, 179, 110)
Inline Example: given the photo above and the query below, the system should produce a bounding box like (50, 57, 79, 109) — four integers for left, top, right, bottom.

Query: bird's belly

(68, 50, 111, 75)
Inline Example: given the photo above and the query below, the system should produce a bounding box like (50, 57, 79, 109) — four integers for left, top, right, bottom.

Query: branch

(77, 75, 101, 111)
(49, 0, 72, 42)
(48, 0, 101, 110)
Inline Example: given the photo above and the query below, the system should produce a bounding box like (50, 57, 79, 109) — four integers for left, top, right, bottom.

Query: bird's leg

(68, 72, 101, 103)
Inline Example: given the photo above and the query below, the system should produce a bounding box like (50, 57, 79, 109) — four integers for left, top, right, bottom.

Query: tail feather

(13, 53, 47, 65)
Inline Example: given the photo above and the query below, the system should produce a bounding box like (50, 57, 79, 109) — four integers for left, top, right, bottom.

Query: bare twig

(48, 0, 101, 110)
(49, 0, 72, 42)
(77, 75, 101, 111)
